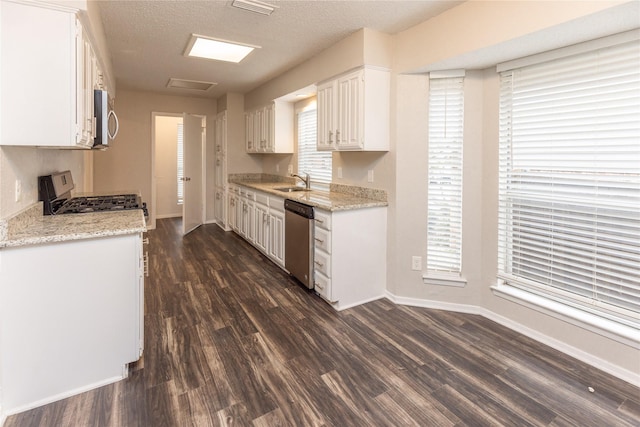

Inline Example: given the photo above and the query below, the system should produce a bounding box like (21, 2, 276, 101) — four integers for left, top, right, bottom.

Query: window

(297, 105, 332, 184)
(426, 72, 464, 276)
(497, 33, 640, 329)
(177, 122, 184, 204)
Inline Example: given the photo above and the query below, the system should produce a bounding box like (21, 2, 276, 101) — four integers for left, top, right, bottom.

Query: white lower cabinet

(0, 233, 143, 414)
(268, 205, 285, 268)
(313, 206, 387, 310)
(254, 199, 269, 254)
(229, 187, 285, 269)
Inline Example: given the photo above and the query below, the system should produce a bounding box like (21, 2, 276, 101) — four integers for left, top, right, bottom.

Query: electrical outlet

(411, 256, 422, 271)
(287, 164, 293, 174)
(367, 169, 374, 183)
(15, 180, 21, 202)
(276, 164, 280, 173)
(337, 167, 343, 179)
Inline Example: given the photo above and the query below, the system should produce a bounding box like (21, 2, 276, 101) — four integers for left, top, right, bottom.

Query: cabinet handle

(315, 282, 324, 290)
(314, 237, 324, 243)
(328, 130, 333, 143)
(335, 130, 340, 142)
(142, 237, 149, 245)
(314, 260, 324, 267)
(314, 218, 324, 224)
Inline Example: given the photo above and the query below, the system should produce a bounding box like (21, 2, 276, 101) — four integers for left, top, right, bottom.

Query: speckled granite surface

(0, 203, 146, 248)
(228, 176, 388, 212)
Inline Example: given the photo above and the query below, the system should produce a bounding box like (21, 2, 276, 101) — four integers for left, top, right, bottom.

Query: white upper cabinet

(0, 1, 109, 148)
(245, 101, 293, 153)
(317, 67, 390, 151)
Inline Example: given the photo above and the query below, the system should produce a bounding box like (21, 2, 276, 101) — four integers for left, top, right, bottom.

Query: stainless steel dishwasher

(284, 199, 314, 289)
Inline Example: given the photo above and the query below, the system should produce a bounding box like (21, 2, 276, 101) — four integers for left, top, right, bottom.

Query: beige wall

(92, 89, 217, 227)
(386, 1, 639, 382)
(154, 116, 182, 219)
(0, 147, 87, 218)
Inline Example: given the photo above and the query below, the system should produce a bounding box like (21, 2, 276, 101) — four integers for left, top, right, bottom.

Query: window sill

(423, 271, 467, 287)
(491, 283, 640, 349)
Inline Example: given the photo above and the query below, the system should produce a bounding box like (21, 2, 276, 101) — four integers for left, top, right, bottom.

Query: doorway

(151, 112, 205, 232)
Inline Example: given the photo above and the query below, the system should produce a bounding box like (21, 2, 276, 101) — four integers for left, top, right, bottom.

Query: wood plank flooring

(6, 217, 639, 426)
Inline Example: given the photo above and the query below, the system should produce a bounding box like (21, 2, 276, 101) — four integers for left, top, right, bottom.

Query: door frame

(151, 112, 206, 230)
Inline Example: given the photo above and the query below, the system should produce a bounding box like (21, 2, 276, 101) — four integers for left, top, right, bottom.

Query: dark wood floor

(6, 218, 640, 426)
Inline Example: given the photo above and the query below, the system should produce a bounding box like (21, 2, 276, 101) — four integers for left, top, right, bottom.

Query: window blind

(498, 37, 640, 323)
(427, 74, 464, 273)
(177, 122, 184, 204)
(298, 108, 332, 184)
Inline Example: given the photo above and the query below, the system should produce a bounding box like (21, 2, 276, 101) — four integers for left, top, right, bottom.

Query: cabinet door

(317, 81, 336, 150)
(81, 35, 95, 146)
(254, 203, 269, 253)
(214, 187, 226, 225)
(336, 70, 364, 150)
(262, 104, 275, 152)
(245, 111, 256, 152)
(227, 194, 237, 230)
(0, 3, 91, 148)
(269, 209, 285, 267)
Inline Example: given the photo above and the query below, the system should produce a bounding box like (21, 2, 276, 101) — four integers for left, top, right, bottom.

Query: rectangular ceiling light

(185, 34, 259, 63)
(167, 78, 217, 92)
(231, 0, 277, 16)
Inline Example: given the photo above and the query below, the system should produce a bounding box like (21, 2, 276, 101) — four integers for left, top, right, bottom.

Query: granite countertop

(0, 203, 147, 249)
(228, 175, 388, 212)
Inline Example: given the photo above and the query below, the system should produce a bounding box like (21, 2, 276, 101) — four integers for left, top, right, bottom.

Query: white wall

(154, 116, 182, 219)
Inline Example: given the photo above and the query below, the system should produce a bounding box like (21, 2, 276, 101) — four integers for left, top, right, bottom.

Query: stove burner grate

(56, 194, 142, 214)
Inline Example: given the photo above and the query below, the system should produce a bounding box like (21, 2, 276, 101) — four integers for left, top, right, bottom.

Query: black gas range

(38, 171, 148, 218)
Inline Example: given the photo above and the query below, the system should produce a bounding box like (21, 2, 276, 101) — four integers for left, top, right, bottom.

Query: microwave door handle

(108, 110, 119, 140)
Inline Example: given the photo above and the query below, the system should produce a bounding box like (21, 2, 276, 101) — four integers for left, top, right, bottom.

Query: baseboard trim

(2, 375, 125, 419)
(156, 214, 182, 219)
(384, 291, 640, 388)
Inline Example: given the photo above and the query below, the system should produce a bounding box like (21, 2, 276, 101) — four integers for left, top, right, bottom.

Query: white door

(182, 113, 203, 235)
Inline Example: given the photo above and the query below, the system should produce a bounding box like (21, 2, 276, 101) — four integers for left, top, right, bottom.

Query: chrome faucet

(291, 172, 311, 190)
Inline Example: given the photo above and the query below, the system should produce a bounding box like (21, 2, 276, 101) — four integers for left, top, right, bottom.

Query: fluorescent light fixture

(231, 0, 277, 16)
(167, 78, 217, 92)
(184, 34, 259, 63)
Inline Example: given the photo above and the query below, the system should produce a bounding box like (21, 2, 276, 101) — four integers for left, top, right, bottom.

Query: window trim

(426, 71, 465, 276)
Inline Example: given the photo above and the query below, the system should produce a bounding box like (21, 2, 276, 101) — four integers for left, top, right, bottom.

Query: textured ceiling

(96, 0, 462, 99)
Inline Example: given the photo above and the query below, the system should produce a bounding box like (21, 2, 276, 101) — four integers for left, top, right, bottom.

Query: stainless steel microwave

(93, 89, 119, 149)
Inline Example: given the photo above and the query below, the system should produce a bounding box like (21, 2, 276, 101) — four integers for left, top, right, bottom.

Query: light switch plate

(411, 256, 422, 271)
(337, 167, 343, 179)
(288, 164, 293, 174)
(367, 170, 374, 183)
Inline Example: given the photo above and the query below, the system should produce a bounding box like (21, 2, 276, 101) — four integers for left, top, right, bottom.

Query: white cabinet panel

(0, 1, 109, 148)
(312, 207, 387, 310)
(316, 67, 390, 152)
(245, 101, 293, 153)
(0, 233, 142, 413)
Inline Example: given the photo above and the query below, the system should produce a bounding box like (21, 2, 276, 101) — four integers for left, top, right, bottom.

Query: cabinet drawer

(314, 271, 332, 302)
(314, 210, 331, 231)
(314, 228, 331, 254)
(255, 192, 269, 206)
(314, 249, 331, 277)
(269, 196, 284, 212)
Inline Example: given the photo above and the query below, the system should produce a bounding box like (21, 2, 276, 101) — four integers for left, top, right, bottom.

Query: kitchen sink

(274, 186, 309, 193)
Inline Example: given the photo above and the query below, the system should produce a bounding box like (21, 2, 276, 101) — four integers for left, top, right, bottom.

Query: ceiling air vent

(231, 0, 278, 16)
(167, 78, 217, 92)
